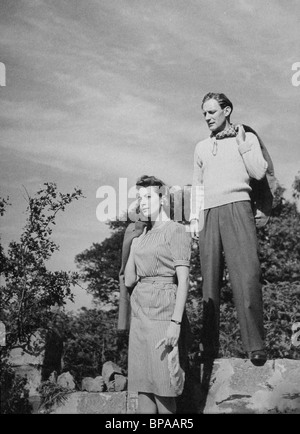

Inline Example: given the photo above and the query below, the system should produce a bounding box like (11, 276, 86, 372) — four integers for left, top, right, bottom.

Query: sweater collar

(211, 123, 238, 140)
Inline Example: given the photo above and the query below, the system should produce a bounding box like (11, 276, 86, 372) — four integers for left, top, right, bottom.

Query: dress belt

(139, 276, 177, 283)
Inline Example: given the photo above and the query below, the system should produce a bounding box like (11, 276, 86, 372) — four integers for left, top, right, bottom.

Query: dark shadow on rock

(177, 298, 218, 414)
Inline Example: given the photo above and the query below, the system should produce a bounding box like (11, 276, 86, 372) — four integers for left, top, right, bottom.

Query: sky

(1, 0, 299, 310)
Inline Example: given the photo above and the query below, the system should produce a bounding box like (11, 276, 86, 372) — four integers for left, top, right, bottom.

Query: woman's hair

(136, 175, 171, 217)
(201, 92, 233, 114)
(136, 175, 167, 193)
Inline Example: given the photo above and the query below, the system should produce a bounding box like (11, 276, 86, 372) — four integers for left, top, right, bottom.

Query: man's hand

(189, 219, 199, 240)
(236, 124, 246, 146)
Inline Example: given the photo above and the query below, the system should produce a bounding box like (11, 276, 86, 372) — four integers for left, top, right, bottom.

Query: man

(190, 92, 268, 366)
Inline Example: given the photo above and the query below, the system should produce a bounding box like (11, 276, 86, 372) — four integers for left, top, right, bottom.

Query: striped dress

(128, 220, 191, 397)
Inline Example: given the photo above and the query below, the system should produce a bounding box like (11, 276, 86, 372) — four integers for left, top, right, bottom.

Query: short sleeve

(167, 223, 191, 267)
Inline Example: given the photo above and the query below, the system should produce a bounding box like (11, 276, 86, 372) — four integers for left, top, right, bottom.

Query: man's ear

(224, 106, 232, 118)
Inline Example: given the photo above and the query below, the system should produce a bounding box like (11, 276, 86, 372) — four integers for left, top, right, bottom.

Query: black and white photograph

(1, 0, 300, 418)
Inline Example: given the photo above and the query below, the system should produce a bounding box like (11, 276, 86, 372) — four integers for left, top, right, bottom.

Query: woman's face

(137, 186, 161, 220)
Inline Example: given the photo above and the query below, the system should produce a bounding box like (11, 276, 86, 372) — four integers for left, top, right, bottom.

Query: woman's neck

(151, 211, 170, 229)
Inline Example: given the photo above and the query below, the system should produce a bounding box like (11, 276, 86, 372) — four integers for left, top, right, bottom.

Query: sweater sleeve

(190, 142, 204, 221)
(238, 132, 268, 180)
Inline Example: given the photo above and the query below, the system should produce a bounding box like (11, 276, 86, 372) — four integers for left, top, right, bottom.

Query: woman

(125, 175, 191, 414)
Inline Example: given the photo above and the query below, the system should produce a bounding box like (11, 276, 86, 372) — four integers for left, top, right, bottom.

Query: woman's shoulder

(166, 221, 191, 238)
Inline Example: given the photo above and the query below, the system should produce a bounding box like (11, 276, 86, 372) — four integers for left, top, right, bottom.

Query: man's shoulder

(244, 131, 259, 142)
(194, 136, 211, 151)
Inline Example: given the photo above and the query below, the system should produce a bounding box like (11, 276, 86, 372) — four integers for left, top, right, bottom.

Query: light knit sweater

(190, 132, 268, 220)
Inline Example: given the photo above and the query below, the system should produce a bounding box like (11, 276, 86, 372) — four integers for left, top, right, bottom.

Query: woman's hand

(189, 218, 199, 240)
(156, 322, 181, 349)
(166, 321, 181, 347)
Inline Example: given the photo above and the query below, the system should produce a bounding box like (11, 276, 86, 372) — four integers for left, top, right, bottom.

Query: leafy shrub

(186, 281, 300, 360)
(0, 355, 31, 414)
(38, 380, 72, 413)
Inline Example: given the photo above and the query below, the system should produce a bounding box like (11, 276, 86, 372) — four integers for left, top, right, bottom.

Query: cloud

(1, 0, 300, 309)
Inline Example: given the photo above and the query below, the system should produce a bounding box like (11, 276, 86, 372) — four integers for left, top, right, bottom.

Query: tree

(75, 220, 128, 307)
(0, 182, 84, 352)
(61, 308, 128, 385)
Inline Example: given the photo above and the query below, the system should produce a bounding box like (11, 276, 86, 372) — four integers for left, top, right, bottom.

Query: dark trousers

(199, 201, 265, 355)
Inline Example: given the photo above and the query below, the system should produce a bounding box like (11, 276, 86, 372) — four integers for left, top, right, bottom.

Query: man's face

(202, 98, 230, 134)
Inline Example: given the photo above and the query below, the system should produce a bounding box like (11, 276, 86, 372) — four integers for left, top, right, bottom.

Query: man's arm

(190, 144, 204, 218)
(236, 126, 268, 180)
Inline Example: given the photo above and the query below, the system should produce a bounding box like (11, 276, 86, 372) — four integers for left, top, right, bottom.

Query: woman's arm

(124, 239, 138, 288)
(165, 265, 190, 347)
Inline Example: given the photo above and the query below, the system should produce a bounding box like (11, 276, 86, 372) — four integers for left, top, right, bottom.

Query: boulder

(8, 334, 45, 397)
(114, 374, 127, 392)
(203, 358, 300, 414)
(48, 371, 58, 383)
(101, 361, 124, 387)
(57, 372, 76, 390)
(82, 376, 105, 392)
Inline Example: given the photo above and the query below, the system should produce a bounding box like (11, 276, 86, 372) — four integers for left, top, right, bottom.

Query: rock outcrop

(46, 358, 300, 414)
(202, 358, 300, 414)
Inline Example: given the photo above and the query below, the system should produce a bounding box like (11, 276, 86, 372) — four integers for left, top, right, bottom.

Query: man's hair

(201, 92, 233, 113)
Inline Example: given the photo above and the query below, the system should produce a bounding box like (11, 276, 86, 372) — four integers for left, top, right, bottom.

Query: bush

(0, 355, 31, 414)
(186, 281, 300, 360)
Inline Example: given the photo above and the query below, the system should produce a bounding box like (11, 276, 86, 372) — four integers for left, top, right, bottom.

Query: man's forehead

(202, 98, 221, 111)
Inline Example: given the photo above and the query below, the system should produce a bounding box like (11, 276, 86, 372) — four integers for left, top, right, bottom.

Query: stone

(127, 392, 138, 414)
(48, 392, 128, 414)
(114, 374, 127, 392)
(48, 371, 58, 383)
(57, 372, 76, 390)
(82, 376, 105, 392)
(12, 365, 42, 397)
(101, 361, 124, 387)
(9, 338, 45, 397)
(203, 358, 300, 414)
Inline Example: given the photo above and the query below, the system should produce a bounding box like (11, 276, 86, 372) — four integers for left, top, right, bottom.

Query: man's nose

(205, 113, 211, 121)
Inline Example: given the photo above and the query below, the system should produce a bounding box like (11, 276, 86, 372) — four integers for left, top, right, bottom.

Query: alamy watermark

(0, 62, 6, 86)
(291, 62, 300, 87)
(96, 178, 203, 230)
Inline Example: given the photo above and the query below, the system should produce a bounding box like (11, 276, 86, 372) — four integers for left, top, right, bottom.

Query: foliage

(75, 219, 128, 306)
(0, 354, 31, 414)
(257, 186, 300, 283)
(0, 182, 84, 351)
(292, 171, 300, 201)
(61, 307, 128, 385)
(38, 380, 72, 414)
(186, 280, 300, 360)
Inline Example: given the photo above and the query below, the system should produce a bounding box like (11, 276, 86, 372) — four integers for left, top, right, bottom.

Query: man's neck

(214, 120, 231, 135)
